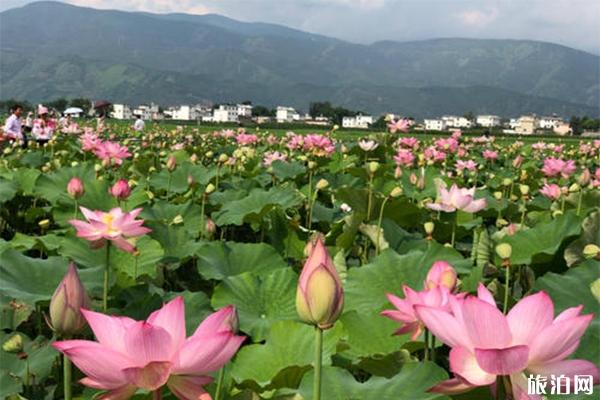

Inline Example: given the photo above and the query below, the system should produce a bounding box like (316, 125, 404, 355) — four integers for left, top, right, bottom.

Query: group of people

(2, 104, 65, 148)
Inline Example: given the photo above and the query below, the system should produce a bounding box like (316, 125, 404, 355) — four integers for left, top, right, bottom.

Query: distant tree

(69, 98, 92, 113)
(309, 101, 359, 125)
(47, 98, 69, 112)
(371, 116, 388, 129)
(463, 111, 475, 121)
(241, 100, 252, 105)
(255, 105, 275, 116)
(0, 99, 33, 113)
(581, 117, 600, 131)
(569, 116, 582, 136)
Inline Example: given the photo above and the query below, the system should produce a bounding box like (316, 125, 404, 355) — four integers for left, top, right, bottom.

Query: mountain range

(1, 1, 599, 118)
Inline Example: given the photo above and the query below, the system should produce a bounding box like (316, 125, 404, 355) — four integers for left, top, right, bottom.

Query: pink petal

(52, 340, 133, 389)
(123, 321, 176, 366)
(167, 375, 213, 400)
(476, 284, 496, 306)
(380, 309, 414, 324)
(95, 385, 138, 400)
(461, 297, 512, 349)
(81, 309, 136, 354)
(80, 207, 100, 222)
(474, 345, 529, 375)
(429, 377, 477, 395)
(174, 332, 244, 375)
(507, 292, 554, 346)
(462, 199, 486, 213)
(414, 305, 471, 349)
(147, 297, 186, 351)
(449, 346, 496, 386)
(110, 236, 136, 253)
(385, 292, 415, 317)
(528, 314, 593, 365)
(191, 306, 236, 339)
(553, 305, 583, 323)
(122, 361, 172, 391)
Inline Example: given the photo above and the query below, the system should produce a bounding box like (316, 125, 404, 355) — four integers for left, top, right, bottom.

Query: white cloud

(66, 0, 212, 14)
(455, 7, 499, 28)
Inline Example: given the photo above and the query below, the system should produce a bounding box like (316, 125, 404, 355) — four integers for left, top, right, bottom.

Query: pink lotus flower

(303, 134, 335, 157)
(69, 207, 151, 253)
(80, 132, 101, 152)
(539, 183, 561, 201)
(94, 141, 132, 166)
(435, 138, 459, 153)
(512, 155, 524, 168)
(262, 151, 287, 166)
(541, 158, 576, 178)
(451, 129, 462, 139)
(286, 133, 304, 150)
(53, 299, 245, 399)
(109, 179, 131, 201)
(532, 142, 547, 151)
(424, 146, 447, 163)
(427, 184, 487, 213)
(236, 132, 259, 146)
(67, 177, 85, 199)
(456, 160, 477, 173)
(416, 285, 599, 397)
(394, 149, 415, 167)
(382, 262, 458, 340)
(482, 150, 498, 161)
(358, 139, 379, 151)
(388, 118, 410, 133)
(398, 137, 419, 149)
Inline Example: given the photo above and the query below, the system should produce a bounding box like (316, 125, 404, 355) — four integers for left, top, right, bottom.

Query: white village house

(236, 104, 253, 118)
(539, 115, 564, 130)
(342, 114, 373, 129)
(276, 106, 301, 123)
(111, 104, 132, 120)
(213, 105, 239, 123)
(424, 118, 447, 131)
(133, 103, 160, 120)
(476, 115, 501, 127)
(442, 115, 473, 129)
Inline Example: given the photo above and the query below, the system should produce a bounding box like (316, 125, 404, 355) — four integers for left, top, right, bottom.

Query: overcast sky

(2, 0, 599, 54)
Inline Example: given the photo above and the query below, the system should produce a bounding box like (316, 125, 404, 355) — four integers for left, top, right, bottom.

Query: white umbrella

(64, 107, 84, 115)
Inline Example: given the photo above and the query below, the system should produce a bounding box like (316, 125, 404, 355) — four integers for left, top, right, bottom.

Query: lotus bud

(333, 124, 339, 131)
(502, 178, 512, 187)
(67, 177, 85, 199)
(409, 173, 417, 185)
(390, 186, 403, 198)
(493, 191, 503, 201)
(205, 183, 216, 194)
(218, 154, 229, 163)
(568, 183, 580, 193)
(510, 194, 518, 201)
(109, 179, 131, 200)
(49, 263, 90, 336)
(495, 243, 512, 260)
(424, 221, 435, 235)
(578, 169, 591, 186)
(166, 155, 177, 171)
(101, 158, 111, 168)
(71, 161, 79, 167)
(496, 218, 508, 227)
(149, 166, 157, 173)
(205, 151, 214, 158)
(424, 261, 457, 291)
(394, 166, 402, 179)
(205, 218, 216, 238)
(38, 219, 50, 229)
(146, 190, 155, 200)
(187, 175, 195, 187)
(519, 184, 529, 196)
(172, 214, 184, 225)
(296, 236, 344, 329)
(190, 153, 199, 163)
(308, 161, 317, 170)
(2, 334, 23, 353)
(94, 163, 103, 172)
(583, 244, 600, 259)
(367, 161, 379, 174)
(316, 179, 329, 190)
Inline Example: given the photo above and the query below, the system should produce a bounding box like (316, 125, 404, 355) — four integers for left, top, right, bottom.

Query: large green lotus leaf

(146, 223, 199, 261)
(501, 211, 582, 265)
(212, 186, 303, 227)
(11, 168, 41, 196)
(8, 233, 62, 252)
(0, 333, 57, 398)
(345, 245, 466, 314)
(148, 163, 199, 194)
(338, 311, 406, 360)
(0, 294, 34, 331)
(230, 320, 344, 389)
(534, 259, 600, 363)
(0, 248, 103, 305)
(59, 236, 108, 269)
(271, 160, 306, 181)
(112, 236, 164, 281)
(0, 177, 17, 203)
(33, 163, 96, 204)
(297, 363, 449, 400)
(141, 200, 202, 237)
(195, 241, 287, 280)
(211, 268, 298, 341)
(564, 211, 599, 267)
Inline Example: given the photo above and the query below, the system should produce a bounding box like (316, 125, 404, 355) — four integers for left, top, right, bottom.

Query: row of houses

(423, 114, 571, 135)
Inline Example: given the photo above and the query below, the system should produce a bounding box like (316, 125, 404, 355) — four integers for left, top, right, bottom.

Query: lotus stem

(103, 243, 111, 312)
(424, 328, 430, 361)
(576, 190, 583, 216)
(63, 354, 72, 400)
(216, 164, 221, 190)
(503, 262, 510, 314)
(215, 365, 226, 400)
(306, 171, 313, 227)
(367, 174, 374, 221)
(313, 327, 323, 400)
(166, 172, 172, 199)
(376, 196, 390, 256)
(451, 212, 457, 247)
(73, 200, 78, 220)
(199, 194, 206, 239)
(153, 389, 162, 400)
(307, 188, 319, 231)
